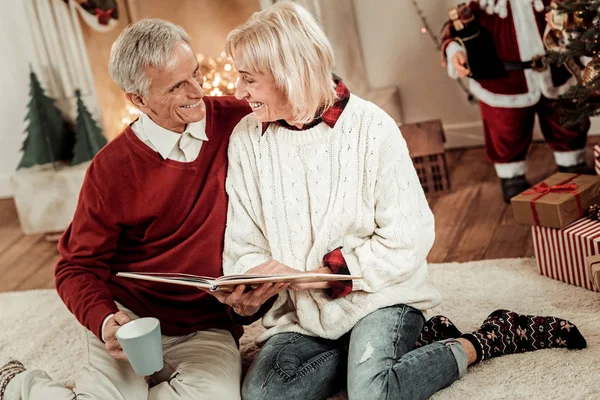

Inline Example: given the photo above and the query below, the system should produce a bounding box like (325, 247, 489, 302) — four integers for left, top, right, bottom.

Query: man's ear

(126, 93, 148, 113)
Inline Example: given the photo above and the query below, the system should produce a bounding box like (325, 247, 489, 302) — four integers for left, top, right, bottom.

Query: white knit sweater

(223, 94, 442, 343)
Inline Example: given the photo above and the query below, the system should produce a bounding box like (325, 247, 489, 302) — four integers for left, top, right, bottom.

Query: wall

(0, 1, 36, 198)
(352, 0, 484, 148)
(127, 0, 261, 58)
(80, 0, 133, 140)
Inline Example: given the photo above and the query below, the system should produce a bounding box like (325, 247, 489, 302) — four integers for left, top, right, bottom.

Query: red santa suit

(442, 0, 589, 178)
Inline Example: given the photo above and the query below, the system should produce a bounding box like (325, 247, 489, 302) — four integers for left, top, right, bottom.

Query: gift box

(585, 255, 600, 292)
(532, 218, 600, 292)
(511, 172, 600, 229)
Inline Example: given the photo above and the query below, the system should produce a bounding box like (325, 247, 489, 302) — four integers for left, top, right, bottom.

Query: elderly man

(0, 19, 284, 400)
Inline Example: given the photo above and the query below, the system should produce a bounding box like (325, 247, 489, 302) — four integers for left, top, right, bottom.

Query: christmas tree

(18, 70, 73, 169)
(545, 0, 600, 127)
(72, 89, 107, 165)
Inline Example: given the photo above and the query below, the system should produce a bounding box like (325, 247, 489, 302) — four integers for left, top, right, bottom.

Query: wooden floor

(1, 139, 598, 293)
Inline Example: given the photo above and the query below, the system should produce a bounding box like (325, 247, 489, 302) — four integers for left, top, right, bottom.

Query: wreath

(69, 0, 118, 25)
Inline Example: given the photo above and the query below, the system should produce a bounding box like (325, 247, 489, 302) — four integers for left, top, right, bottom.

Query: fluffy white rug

(1, 258, 598, 399)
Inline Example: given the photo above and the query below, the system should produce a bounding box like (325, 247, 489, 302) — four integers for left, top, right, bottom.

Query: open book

(116, 271, 363, 291)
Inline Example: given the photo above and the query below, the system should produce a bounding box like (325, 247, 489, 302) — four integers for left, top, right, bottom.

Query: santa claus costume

(442, 0, 592, 203)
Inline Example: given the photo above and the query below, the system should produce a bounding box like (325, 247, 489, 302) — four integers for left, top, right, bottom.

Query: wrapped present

(586, 255, 600, 291)
(594, 143, 600, 175)
(511, 173, 600, 229)
(532, 218, 600, 292)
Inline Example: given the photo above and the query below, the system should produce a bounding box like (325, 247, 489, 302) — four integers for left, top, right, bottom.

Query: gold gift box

(511, 173, 600, 229)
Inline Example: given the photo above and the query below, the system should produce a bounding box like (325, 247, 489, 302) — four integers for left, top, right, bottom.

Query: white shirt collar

(138, 112, 208, 160)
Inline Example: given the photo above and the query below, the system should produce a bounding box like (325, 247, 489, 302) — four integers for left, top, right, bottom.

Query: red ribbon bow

(521, 174, 583, 226)
(522, 182, 579, 196)
(95, 8, 114, 25)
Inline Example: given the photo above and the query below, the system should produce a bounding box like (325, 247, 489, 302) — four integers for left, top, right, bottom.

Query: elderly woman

(214, 3, 586, 400)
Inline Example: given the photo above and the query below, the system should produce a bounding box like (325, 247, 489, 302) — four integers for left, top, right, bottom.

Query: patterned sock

(414, 315, 463, 349)
(0, 360, 25, 400)
(461, 309, 587, 362)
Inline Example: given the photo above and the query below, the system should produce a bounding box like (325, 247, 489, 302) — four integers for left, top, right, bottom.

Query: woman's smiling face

(233, 52, 293, 124)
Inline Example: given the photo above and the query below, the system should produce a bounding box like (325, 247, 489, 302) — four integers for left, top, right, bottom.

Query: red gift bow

(521, 174, 583, 226)
(95, 8, 114, 25)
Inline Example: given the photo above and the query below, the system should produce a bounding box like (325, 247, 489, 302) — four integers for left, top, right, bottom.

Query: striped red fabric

(594, 144, 600, 175)
(532, 218, 600, 292)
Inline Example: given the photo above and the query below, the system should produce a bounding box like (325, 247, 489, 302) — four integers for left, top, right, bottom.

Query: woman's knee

(242, 368, 298, 400)
(347, 368, 410, 400)
(242, 351, 342, 400)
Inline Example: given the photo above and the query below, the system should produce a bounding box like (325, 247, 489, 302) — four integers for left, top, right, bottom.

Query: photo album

(116, 271, 363, 292)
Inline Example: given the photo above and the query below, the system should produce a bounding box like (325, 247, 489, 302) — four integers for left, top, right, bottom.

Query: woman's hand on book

(247, 260, 300, 275)
(207, 260, 299, 316)
(209, 282, 289, 316)
(250, 260, 333, 290)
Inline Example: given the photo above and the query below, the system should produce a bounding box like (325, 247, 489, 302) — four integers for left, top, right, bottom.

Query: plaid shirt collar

(261, 78, 350, 135)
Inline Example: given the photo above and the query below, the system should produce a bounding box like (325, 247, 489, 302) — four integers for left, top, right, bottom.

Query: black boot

(558, 163, 596, 175)
(501, 175, 531, 204)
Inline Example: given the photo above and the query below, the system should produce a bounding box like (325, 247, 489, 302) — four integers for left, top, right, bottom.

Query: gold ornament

(573, 10, 585, 26)
(571, 9, 594, 28)
(583, 58, 600, 87)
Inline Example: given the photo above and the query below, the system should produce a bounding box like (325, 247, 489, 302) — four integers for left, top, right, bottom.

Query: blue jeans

(242, 304, 467, 400)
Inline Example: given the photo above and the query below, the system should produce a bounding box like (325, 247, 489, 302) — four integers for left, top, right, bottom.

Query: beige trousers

(6, 305, 242, 400)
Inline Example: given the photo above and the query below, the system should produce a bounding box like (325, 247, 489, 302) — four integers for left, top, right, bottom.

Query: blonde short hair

(109, 19, 191, 96)
(225, 1, 337, 124)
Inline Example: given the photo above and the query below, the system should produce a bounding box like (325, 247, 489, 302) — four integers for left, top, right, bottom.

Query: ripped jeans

(242, 304, 467, 400)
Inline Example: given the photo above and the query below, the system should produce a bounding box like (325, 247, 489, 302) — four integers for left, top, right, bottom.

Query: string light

(410, 0, 439, 48)
(197, 52, 239, 96)
(120, 105, 140, 127)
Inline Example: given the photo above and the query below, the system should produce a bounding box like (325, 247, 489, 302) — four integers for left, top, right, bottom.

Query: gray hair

(108, 19, 191, 96)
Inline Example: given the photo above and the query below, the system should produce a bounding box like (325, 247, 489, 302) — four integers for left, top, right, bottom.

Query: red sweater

(55, 96, 251, 341)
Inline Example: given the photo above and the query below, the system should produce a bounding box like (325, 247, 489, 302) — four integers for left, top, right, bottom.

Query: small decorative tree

(18, 70, 73, 169)
(72, 90, 107, 165)
(12, 77, 106, 235)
